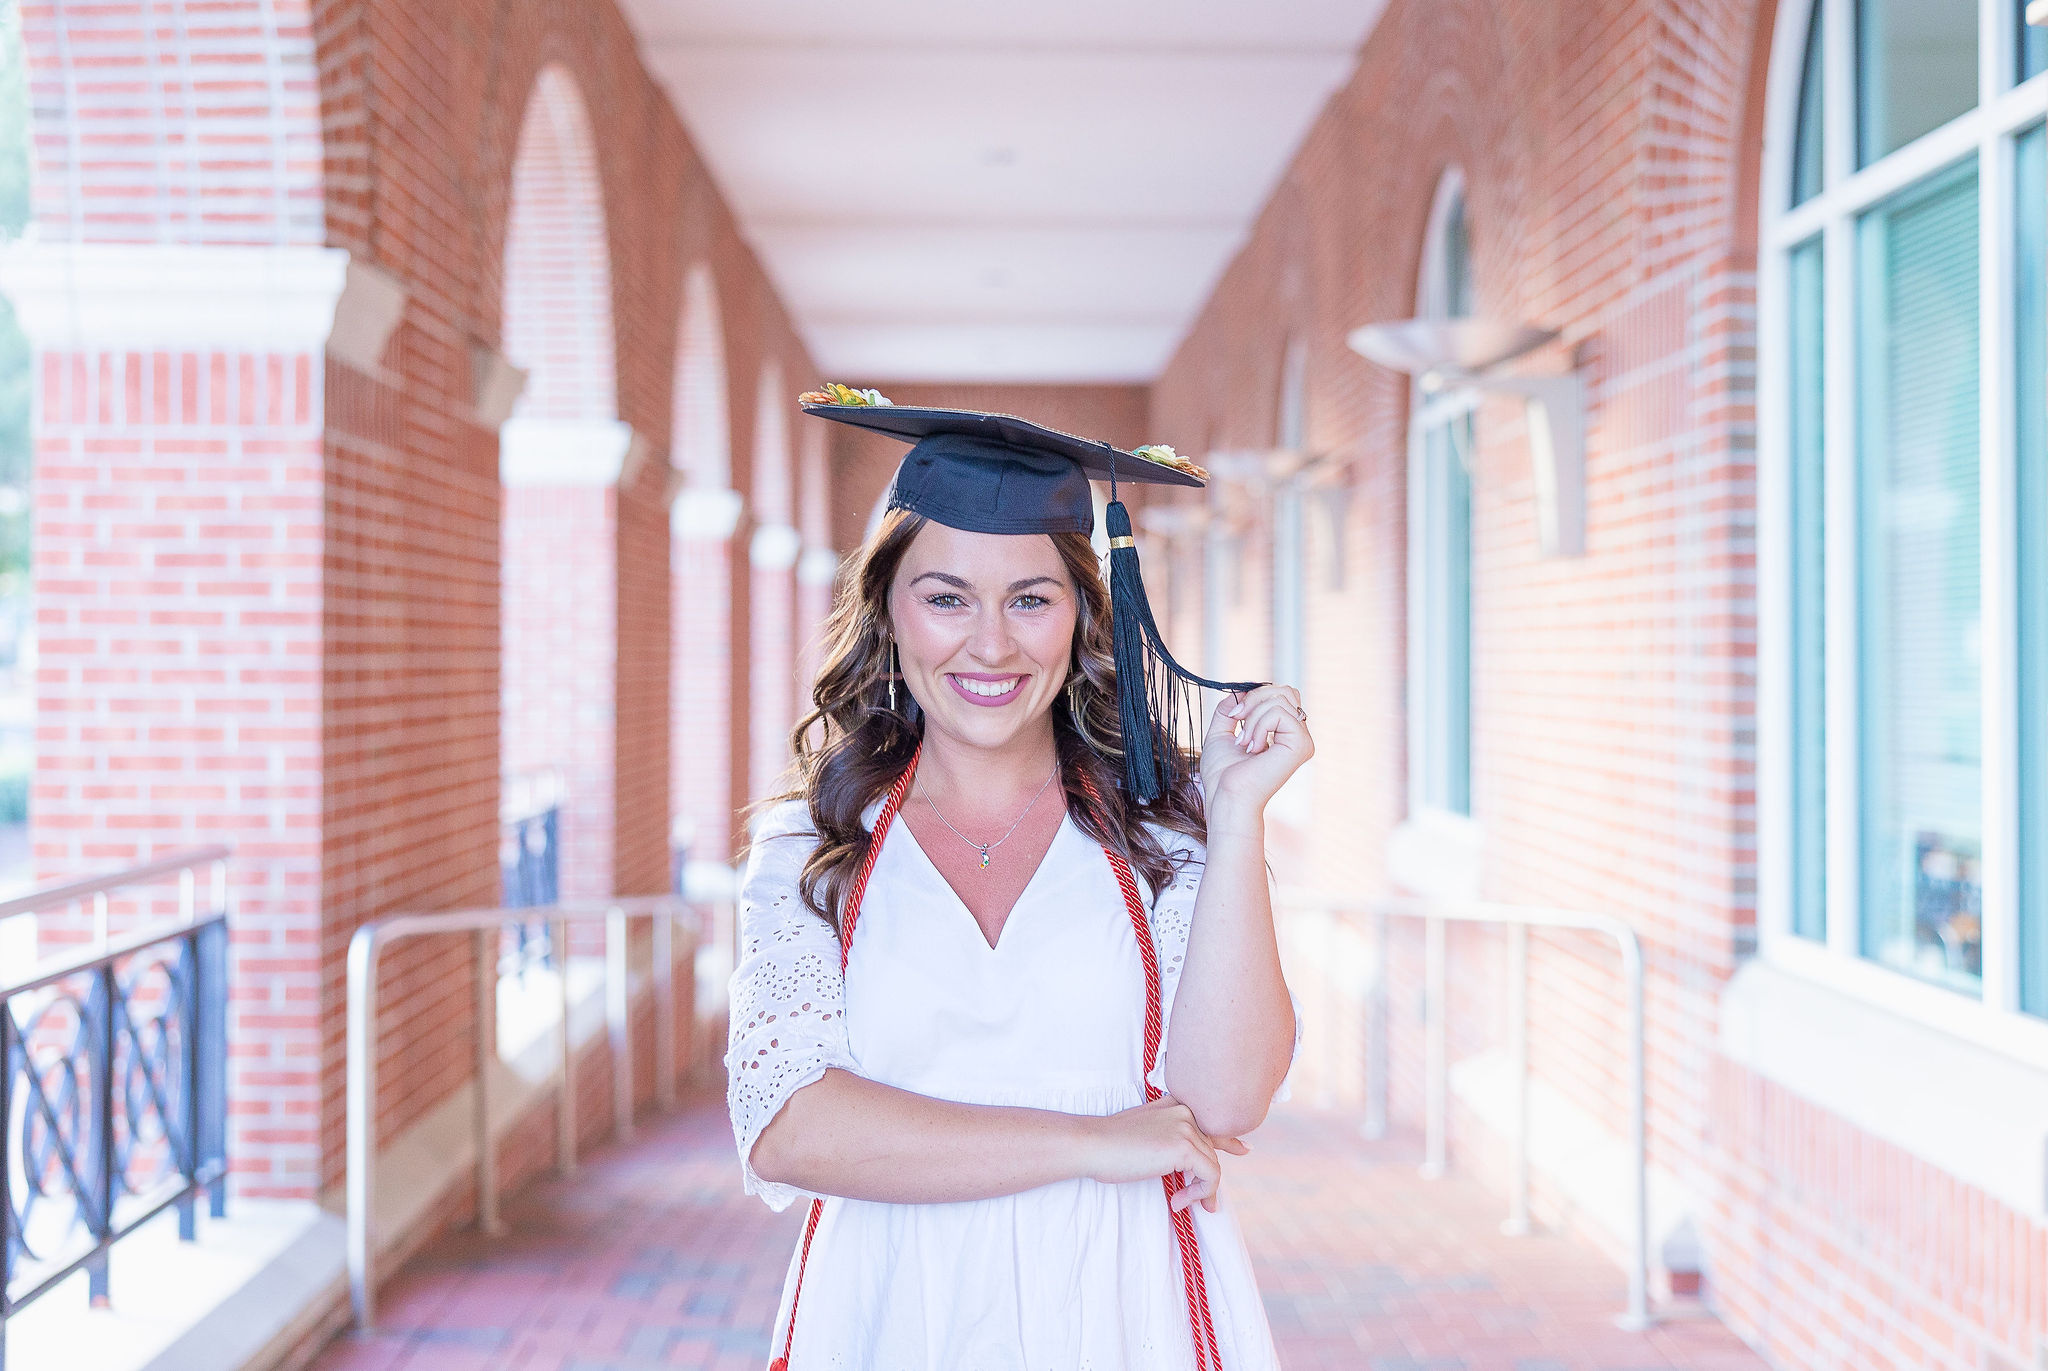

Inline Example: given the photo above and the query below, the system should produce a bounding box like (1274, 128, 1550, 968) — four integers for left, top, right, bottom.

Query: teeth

(957, 676, 1021, 698)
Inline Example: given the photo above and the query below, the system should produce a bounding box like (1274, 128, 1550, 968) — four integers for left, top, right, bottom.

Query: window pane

(1855, 162, 1981, 992)
(2017, 122, 2047, 1015)
(1794, 2, 1826, 205)
(1789, 236, 1827, 940)
(1420, 414, 1473, 815)
(1856, 0, 1978, 166)
(1444, 194, 1472, 320)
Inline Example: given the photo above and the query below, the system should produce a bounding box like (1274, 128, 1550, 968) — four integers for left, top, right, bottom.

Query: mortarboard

(799, 384, 1261, 803)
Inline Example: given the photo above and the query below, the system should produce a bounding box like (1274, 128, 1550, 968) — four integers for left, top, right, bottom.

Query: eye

(1011, 593, 1051, 610)
(923, 592, 967, 609)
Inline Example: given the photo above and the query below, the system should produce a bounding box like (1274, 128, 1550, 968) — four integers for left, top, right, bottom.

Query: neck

(914, 719, 1059, 804)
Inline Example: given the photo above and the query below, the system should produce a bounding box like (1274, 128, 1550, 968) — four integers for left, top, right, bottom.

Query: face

(887, 522, 1079, 755)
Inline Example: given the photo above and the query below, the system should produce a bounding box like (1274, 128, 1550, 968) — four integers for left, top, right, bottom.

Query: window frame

(1757, 0, 2048, 1064)
(1406, 168, 1479, 827)
(1272, 336, 1310, 690)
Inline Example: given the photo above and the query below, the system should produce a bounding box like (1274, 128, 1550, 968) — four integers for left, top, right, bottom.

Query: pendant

(978, 847, 991, 870)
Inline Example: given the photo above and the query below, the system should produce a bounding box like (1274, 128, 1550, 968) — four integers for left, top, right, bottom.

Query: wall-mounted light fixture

(1346, 318, 1587, 557)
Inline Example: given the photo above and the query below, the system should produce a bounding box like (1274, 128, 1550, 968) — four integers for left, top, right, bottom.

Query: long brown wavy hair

(780, 508, 1207, 932)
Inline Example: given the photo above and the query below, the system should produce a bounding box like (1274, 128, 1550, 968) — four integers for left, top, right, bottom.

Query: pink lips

(946, 672, 1028, 708)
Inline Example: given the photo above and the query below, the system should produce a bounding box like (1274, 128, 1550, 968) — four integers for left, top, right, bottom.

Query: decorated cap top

(800, 385, 1207, 538)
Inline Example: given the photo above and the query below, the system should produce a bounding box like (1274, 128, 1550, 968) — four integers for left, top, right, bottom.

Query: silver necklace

(922, 768, 1059, 870)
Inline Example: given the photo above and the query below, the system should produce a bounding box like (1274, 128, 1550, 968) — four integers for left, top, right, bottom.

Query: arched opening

(747, 359, 799, 802)
(669, 264, 738, 871)
(795, 419, 837, 693)
(499, 65, 623, 905)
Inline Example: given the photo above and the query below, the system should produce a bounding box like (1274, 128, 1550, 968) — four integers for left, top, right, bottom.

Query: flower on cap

(798, 383, 893, 408)
(1132, 444, 1209, 481)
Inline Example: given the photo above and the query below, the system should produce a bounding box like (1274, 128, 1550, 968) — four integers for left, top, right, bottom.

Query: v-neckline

(895, 810, 1071, 953)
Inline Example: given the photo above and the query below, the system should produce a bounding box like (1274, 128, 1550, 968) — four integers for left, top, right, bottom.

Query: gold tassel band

(1108, 536, 1136, 549)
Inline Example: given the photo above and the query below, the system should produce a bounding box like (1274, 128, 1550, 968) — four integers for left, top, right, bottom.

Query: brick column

(500, 417, 636, 902)
(671, 487, 740, 865)
(747, 520, 800, 802)
(0, 240, 353, 1199)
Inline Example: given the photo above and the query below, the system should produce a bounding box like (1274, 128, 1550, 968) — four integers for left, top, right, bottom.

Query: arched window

(1409, 168, 1474, 821)
(1271, 337, 1310, 690)
(1760, 0, 2048, 1018)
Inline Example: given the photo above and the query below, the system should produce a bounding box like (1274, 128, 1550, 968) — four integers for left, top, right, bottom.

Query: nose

(966, 605, 1018, 664)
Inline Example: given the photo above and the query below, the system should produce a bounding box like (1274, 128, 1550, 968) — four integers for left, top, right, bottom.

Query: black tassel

(1104, 499, 1262, 803)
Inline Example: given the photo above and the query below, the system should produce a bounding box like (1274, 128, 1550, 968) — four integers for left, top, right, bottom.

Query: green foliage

(0, 0, 24, 238)
(0, 0, 27, 577)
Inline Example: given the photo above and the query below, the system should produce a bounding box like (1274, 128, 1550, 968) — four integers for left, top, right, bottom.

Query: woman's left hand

(1199, 684, 1314, 814)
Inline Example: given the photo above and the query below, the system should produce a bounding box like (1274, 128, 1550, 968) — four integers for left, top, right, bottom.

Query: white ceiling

(619, 1, 1387, 383)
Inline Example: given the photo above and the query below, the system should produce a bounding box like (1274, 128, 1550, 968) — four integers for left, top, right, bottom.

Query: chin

(927, 695, 1056, 749)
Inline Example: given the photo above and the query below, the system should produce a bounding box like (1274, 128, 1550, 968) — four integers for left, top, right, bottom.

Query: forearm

(750, 1068, 1097, 1204)
(1163, 798, 1295, 1135)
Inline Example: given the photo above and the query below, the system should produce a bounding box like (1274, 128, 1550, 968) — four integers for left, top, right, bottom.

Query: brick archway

(669, 262, 738, 864)
(498, 64, 626, 906)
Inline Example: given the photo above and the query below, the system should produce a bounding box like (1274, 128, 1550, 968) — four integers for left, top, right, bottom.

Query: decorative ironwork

(501, 770, 562, 979)
(1, 851, 229, 1371)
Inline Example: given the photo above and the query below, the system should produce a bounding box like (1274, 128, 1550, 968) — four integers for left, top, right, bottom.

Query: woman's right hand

(1078, 1096, 1249, 1213)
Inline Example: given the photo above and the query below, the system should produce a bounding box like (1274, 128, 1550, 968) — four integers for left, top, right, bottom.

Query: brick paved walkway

(312, 1095, 1767, 1371)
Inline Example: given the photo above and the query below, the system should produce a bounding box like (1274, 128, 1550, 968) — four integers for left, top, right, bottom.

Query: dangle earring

(888, 642, 898, 712)
(1066, 672, 1082, 720)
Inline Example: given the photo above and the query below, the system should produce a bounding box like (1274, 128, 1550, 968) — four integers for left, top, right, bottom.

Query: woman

(727, 393, 1311, 1370)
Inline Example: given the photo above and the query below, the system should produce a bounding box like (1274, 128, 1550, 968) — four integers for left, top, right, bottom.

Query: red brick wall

(21, 0, 326, 245)
(500, 67, 619, 906)
(20, 0, 817, 1201)
(1151, 0, 2046, 1367)
(32, 348, 328, 1196)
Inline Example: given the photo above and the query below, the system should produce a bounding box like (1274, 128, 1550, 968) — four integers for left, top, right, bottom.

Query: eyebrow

(909, 572, 1064, 594)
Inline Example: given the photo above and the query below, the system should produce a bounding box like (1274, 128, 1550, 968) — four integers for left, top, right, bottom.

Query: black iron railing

(501, 771, 563, 978)
(0, 849, 231, 1371)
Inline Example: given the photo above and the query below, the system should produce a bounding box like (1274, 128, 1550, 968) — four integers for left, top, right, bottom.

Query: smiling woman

(726, 396, 1311, 1370)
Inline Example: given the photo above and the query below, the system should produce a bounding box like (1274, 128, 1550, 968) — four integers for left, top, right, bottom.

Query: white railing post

(606, 905, 632, 1142)
(1503, 922, 1530, 1236)
(473, 928, 502, 1236)
(653, 912, 676, 1113)
(1364, 903, 1389, 1139)
(1275, 887, 1657, 1331)
(345, 927, 380, 1329)
(1421, 914, 1447, 1179)
(335, 895, 693, 1332)
(555, 915, 576, 1176)
(1617, 928, 1650, 1331)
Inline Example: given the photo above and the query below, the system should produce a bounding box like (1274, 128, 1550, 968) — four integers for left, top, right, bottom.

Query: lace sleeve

(1145, 829, 1303, 1106)
(724, 801, 857, 1212)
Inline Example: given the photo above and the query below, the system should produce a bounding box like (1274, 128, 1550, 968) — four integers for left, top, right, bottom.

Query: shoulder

(742, 800, 821, 878)
(749, 799, 817, 846)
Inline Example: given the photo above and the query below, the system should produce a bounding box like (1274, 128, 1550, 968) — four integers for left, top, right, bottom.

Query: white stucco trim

(1385, 809, 1482, 902)
(327, 259, 409, 373)
(797, 545, 842, 587)
(1719, 959, 2048, 1220)
(0, 240, 351, 352)
(749, 522, 802, 572)
(499, 417, 636, 486)
(671, 486, 745, 540)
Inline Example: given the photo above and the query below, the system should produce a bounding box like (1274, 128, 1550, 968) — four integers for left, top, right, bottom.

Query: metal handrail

(1, 848, 233, 1371)
(1276, 888, 1650, 1332)
(0, 844, 229, 927)
(345, 895, 696, 1330)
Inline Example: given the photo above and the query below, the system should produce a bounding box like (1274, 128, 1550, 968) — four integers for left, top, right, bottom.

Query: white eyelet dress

(726, 797, 1296, 1371)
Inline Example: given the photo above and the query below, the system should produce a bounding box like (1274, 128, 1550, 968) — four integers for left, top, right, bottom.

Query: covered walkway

(311, 1095, 1764, 1371)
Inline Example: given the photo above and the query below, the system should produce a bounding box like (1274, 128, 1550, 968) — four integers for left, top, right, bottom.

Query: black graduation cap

(800, 388, 1261, 803)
